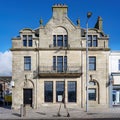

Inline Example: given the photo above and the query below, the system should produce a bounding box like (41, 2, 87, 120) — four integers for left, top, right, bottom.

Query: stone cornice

(10, 47, 110, 51)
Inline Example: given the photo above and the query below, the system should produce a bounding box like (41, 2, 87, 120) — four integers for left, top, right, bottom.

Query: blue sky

(0, 0, 120, 52)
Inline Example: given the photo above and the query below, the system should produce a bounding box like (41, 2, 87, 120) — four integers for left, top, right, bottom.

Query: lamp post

(86, 12, 92, 112)
(35, 40, 39, 109)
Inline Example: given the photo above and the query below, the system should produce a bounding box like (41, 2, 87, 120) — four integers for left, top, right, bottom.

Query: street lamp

(35, 40, 39, 109)
(86, 12, 92, 112)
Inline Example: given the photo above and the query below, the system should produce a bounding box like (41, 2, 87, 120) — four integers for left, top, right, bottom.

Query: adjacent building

(109, 51, 120, 107)
(0, 76, 12, 104)
(11, 4, 110, 109)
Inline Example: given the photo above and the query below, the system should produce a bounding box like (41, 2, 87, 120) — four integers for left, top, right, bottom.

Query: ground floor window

(44, 81, 77, 103)
(88, 88, 96, 101)
(44, 81, 53, 102)
(112, 89, 120, 105)
(56, 81, 64, 102)
(68, 81, 76, 102)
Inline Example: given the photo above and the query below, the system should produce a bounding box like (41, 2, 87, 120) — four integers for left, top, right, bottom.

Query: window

(56, 81, 64, 102)
(53, 56, 67, 72)
(23, 35, 27, 46)
(44, 81, 53, 102)
(89, 56, 96, 70)
(64, 56, 67, 71)
(88, 88, 96, 101)
(88, 35, 97, 47)
(64, 35, 68, 47)
(88, 35, 92, 47)
(53, 35, 68, 47)
(57, 56, 63, 72)
(23, 35, 32, 47)
(93, 35, 97, 47)
(28, 35, 32, 47)
(118, 59, 120, 71)
(53, 56, 56, 70)
(24, 56, 31, 70)
(68, 81, 76, 102)
(57, 35, 63, 46)
(53, 35, 56, 47)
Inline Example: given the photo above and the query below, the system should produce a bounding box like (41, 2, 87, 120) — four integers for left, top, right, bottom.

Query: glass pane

(93, 40, 97, 47)
(68, 81, 76, 102)
(24, 57, 31, 70)
(28, 40, 32, 47)
(23, 40, 27, 47)
(57, 56, 63, 72)
(89, 64, 95, 70)
(93, 35, 97, 40)
(89, 57, 95, 62)
(53, 35, 56, 47)
(88, 40, 92, 47)
(64, 56, 67, 71)
(89, 57, 96, 70)
(53, 56, 56, 70)
(44, 81, 53, 102)
(24, 64, 31, 70)
(93, 35, 97, 47)
(28, 35, 32, 40)
(112, 90, 116, 102)
(57, 35, 63, 47)
(88, 35, 92, 40)
(64, 35, 68, 47)
(24, 57, 31, 62)
(56, 81, 64, 102)
(23, 35, 27, 40)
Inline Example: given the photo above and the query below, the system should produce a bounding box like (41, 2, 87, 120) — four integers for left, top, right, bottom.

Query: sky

(0, 0, 120, 76)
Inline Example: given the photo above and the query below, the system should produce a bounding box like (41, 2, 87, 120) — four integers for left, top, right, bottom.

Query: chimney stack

(94, 16, 103, 31)
(52, 4, 68, 18)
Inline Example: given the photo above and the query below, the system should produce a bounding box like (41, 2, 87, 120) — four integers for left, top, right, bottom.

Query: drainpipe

(109, 75, 113, 108)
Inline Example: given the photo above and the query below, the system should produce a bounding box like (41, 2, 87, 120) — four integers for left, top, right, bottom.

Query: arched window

(52, 27, 68, 47)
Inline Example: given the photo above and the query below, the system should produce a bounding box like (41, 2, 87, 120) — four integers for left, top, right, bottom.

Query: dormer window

(88, 35, 97, 47)
(23, 35, 32, 47)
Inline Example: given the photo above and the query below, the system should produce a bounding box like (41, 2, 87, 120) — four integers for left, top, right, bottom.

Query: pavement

(0, 104, 120, 119)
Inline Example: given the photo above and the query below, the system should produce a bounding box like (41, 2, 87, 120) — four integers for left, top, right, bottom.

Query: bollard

(23, 105, 26, 117)
(20, 104, 26, 117)
(20, 104, 24, 117)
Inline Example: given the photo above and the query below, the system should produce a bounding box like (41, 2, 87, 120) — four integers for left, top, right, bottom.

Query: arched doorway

(88, 80, 99, 105)
(23, 79, 34, 107)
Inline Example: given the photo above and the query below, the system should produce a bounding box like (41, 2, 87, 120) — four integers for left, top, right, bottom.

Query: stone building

(11, 4, 110, 109)
(109, 51, 120, 107)
(0, 76, 12, 104)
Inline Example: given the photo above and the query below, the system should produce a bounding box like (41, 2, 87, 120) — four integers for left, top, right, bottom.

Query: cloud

(0, 51, 12, 76)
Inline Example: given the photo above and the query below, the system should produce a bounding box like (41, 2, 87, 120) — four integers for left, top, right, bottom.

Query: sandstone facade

(11, 4, 110, 109)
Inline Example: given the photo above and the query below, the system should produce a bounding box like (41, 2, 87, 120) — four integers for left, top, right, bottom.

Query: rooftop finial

(77, 19, 80, 26)
(39, 18, 43, 26)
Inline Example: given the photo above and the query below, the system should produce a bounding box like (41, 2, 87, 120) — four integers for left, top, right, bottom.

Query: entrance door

(23, 89, 32, 106)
